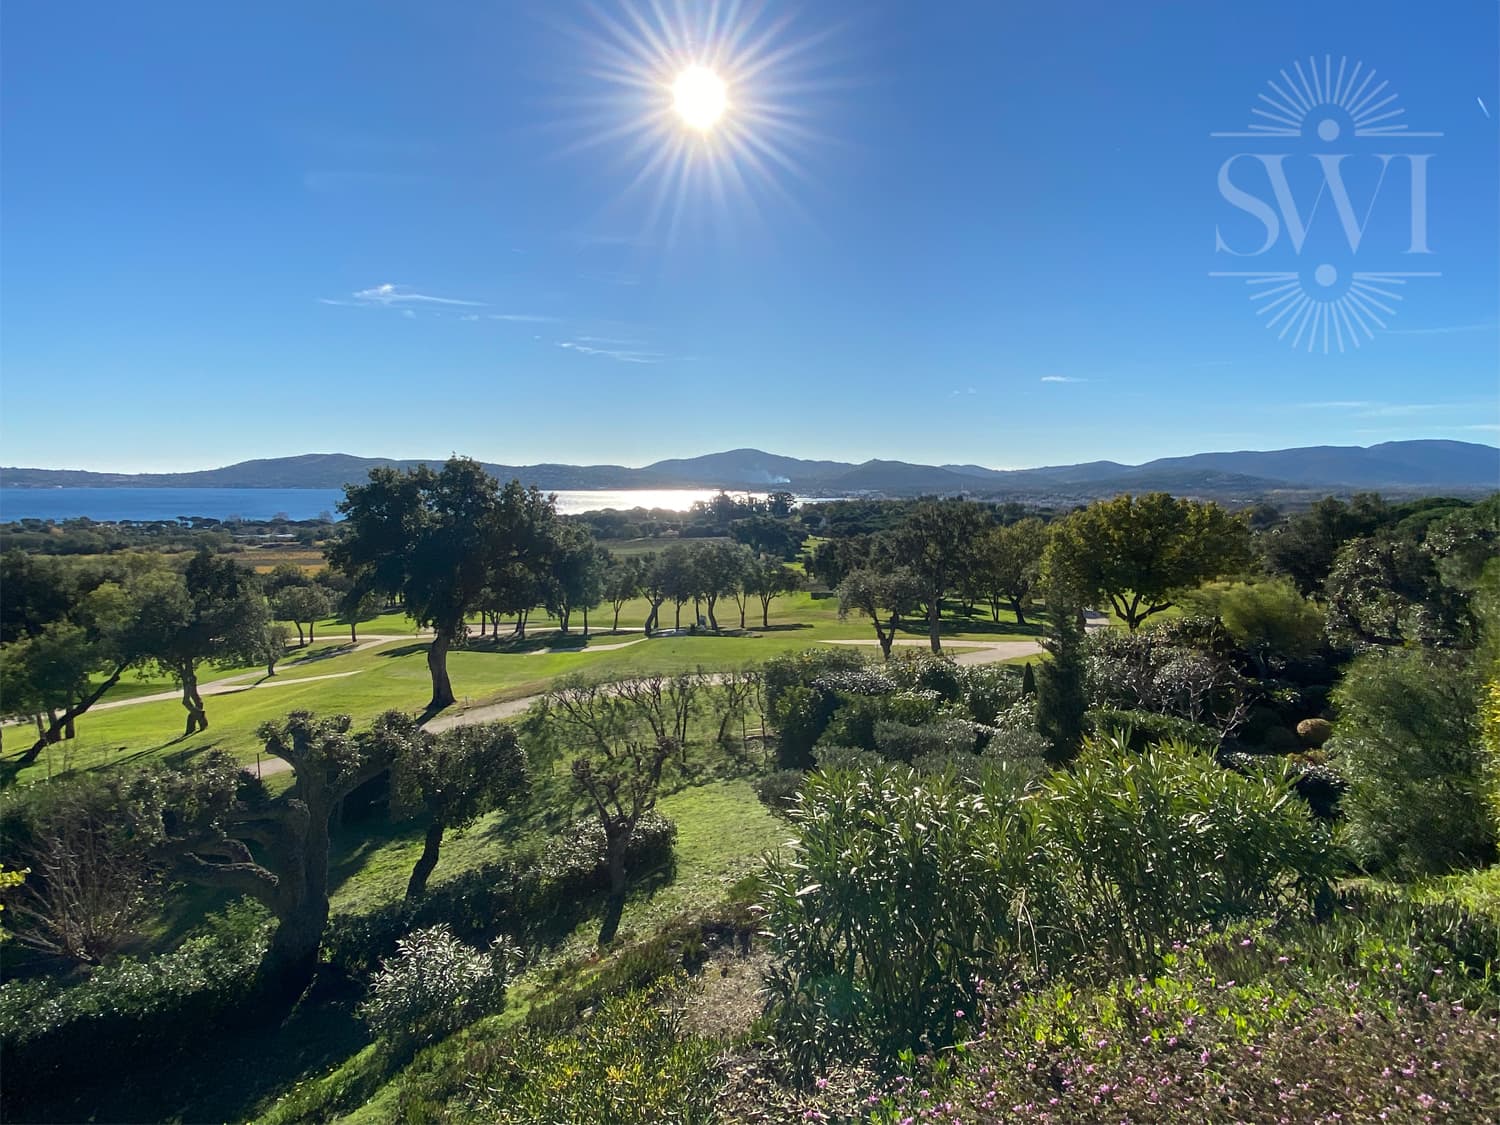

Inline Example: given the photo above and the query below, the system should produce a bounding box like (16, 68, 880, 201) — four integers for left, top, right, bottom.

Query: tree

(544, 680, 676, 943)
(393, 723, 529, 899)
(656, 544, 696, 631)
(1324, 534, 1478, 651)
(889, 501, 991, 651)
(0, 551, 78, 644)
(329, 459, 555, 710)
(639, 552, 670, 636)
(271, 585, 331, 647)
(1261, 495, 1389, 595)
(603, 553, 644, 632)
(2, 571, 158, 764)
(693, 542, 749, 631)
(134, 552, 270, 736)
(745, 555, 801, 629)
(837, 566, 922, 659)
(259, 622, 291, 677)
(973, 518, 1048, 625)
(337, 588, 385, 644)
(546, 522, 608, 635)
(1047, 493, 1250, 631)
(1036, 566, 1088, 763)
(1208, 579, 1324, 676)
(729, 515, 803, 560)
(152, 711, 424, 994)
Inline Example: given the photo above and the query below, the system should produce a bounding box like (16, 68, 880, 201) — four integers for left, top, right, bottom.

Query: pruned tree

(638, 552, 669, 636)
(571, 736, 676, 944)
(151, 711, 424, 994)
(656, 544, 696, 631)
(837, 566, 922, 659)
(393, 723, 529, 899)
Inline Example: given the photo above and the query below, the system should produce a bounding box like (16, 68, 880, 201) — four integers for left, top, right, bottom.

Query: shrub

(0, 900, 271, 1101)
(1329, 648, 1496, 875)
(884, 653, 964, 701)
(956, 663, 1025, 724)
(1297, 716, 1334, 747)
(1084, 708, 1218, 752)
(542, 812, 677, 890)
(755, 769, 805, 814)
(359, 924, 513, 1051)
(760, 763, 1044, 1071)
(872, 718, 978, 762)
(1036, 735, 1333, 972)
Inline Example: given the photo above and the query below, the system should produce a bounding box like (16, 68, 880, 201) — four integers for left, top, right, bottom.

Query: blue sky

(2, 0, 1496, 473)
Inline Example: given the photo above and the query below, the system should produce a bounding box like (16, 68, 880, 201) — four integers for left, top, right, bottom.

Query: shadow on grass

(378, 642, 432, 659)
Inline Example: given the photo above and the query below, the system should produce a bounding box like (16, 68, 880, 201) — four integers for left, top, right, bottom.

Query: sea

(0, 487, 793, 523)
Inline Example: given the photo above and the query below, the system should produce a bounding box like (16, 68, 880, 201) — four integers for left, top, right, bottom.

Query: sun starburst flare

(545, 0, 847, 243)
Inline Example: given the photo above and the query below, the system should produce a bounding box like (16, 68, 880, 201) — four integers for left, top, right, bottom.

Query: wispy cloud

(487, 313, 560, 323)
(1041, 375, 1086, 384)
(1301, 400, 1376, 409)
(557, 338, 662, 364)
(329, 283, 485, 308)
(950, 386, 977, 397)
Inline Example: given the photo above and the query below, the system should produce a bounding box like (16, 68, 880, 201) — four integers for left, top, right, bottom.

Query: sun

(671, 65, 727, 131)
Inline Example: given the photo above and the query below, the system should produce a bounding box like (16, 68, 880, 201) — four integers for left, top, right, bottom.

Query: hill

(3, 440, 1496, 501)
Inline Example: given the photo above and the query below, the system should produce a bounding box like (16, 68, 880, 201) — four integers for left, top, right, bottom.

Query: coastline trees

(889, 500, 991, 652)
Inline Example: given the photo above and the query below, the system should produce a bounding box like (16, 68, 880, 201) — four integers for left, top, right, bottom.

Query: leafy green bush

(763, 648, 872, 768)
(0, 900, 271, 1099)
(871, 718, 978, 762)
(1330, 648, 1496, 875)
(1084, 707, 1218, 752)
(956, 663, 1026, 724)
(541, 812, 677, 889)
(472, 987, 721, 1124)
(755, 769, 805, 814)
(760, 763, 1044, 1071)
(359, 924, 513, 1052)
(1038, 735, 1333, 971)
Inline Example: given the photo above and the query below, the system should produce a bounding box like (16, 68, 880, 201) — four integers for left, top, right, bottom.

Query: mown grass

(8, 594, 1041, 787)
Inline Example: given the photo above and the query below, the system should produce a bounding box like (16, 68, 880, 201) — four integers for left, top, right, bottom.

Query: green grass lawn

(10, 593, 1041, 787)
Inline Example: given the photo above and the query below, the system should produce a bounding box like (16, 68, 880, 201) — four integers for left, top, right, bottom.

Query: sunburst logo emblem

(1210, 56, 1441, 354)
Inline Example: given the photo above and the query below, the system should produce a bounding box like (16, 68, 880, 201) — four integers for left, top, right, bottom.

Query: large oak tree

(1045, 493, 1250, 631)
(329, 458, 555, 709)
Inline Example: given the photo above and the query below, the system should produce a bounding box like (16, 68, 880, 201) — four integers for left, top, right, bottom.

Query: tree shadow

(750, 623, 813, 633)
(378, 643, 431, 659)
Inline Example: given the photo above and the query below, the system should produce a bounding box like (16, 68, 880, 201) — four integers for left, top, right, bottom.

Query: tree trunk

(674, 603, 683, 630)
(426, 632, 456, 710)
(613, 605, 622, 631)
(350, 621, 358, 644)
(181, 666, 208, 735)
(308, 618, 315, 643)
(740, 603, 747, 629)
(582, 606, 589, 636)
(928, 596, 942, 653)
(559, 606, 571, 633)
(761, 598, 771, 629)
(599, 832, 629, 945)
(406, 822, 445, 900)
(877, 618, 895, 660)
(293, 621, 305, 646)
(1010, 597, 1028, 627)
(706, 596, 719, 631)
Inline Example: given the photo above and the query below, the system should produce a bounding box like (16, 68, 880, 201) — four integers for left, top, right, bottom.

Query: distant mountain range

(3, 441, 1497, 502)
